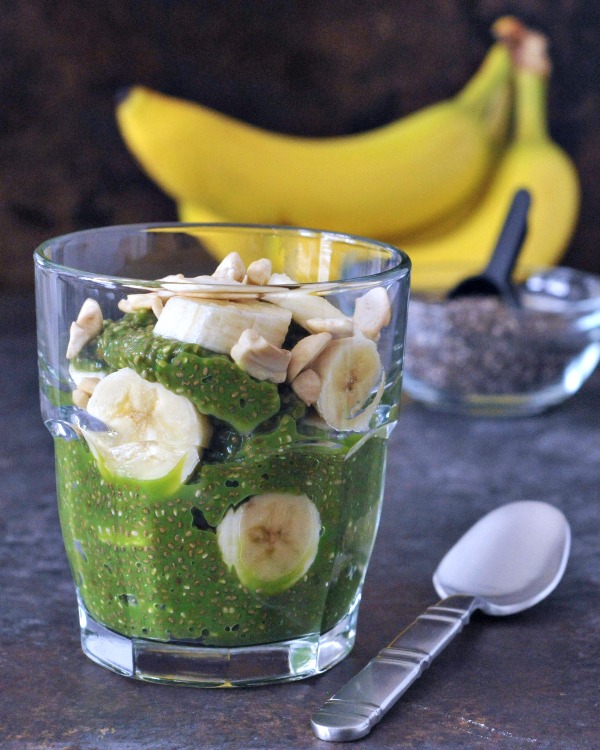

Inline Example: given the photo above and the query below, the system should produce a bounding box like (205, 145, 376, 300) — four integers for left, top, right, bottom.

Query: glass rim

(33, 221, 411, 293)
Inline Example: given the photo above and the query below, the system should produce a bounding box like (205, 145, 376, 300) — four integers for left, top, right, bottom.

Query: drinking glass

(35, 223, 410, 686)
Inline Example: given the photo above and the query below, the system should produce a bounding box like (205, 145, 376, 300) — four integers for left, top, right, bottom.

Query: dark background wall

(1, 0, 599, 290)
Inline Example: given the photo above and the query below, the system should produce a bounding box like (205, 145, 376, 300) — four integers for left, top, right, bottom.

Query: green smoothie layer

(60, 278, 394, 648)
(97, 311, 281, 433)
(56, 432, 386, 646)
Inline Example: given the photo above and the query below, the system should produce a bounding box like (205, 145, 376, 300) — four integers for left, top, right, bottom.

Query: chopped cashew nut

(77, 377, 101, 396)
(72, 388, 90, 409)
(353, 287, 392, 340)
(212, 252, 246, 281)
(291, 369, 321, 406)
(159, 273, 210, 291)
(66, 323, 89, 360)
(305, 317, 354, 337)
(246, 258, 273, 285)
(230, 329, 291, 384)
(287, 332, 332, 382)
(76, 298, 103, 333)
(66, 298, 103, 359)
(268, 272, 298, 285)
(151, 296, 164, 319)
(118, 293, 161, 314)
(159, 273, 185, 282)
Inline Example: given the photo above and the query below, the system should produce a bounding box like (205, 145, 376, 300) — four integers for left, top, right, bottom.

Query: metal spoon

(447, 188, 531, 305)
(311, 500, 570, 742)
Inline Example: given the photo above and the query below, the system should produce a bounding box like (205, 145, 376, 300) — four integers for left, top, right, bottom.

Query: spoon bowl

(312, 500, 571, 742)
(434, 500, 570, 615)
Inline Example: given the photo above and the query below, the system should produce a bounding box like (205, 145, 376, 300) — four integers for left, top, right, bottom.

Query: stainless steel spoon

(311, 500, 570, 742)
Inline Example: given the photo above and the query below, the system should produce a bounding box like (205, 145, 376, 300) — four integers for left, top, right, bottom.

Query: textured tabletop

(1, 291, 599, 749)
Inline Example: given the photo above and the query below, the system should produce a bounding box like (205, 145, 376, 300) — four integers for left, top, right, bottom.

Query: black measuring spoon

(447, 188, 531, 305)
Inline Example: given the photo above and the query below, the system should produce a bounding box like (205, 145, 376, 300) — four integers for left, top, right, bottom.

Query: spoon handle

(311, 594, 478, 742)
(484, 188, 531, 282)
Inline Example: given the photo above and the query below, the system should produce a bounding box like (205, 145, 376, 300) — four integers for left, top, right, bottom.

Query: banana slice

(311, 335, 384, 431)
(83, 432, 201, 497)
(217, 492, 321, 595)
(153, 296, 292, 354)
(84, 367, 211, 490)
(86, 367, 210, 447)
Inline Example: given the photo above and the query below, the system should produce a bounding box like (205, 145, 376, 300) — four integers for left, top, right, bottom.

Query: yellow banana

(117, 42, 512, 238)
(396, 19, 580, 291)
(178, 202, 229, 224)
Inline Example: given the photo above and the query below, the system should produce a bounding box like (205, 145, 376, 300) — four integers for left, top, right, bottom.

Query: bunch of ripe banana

(116, 17, 580, 289)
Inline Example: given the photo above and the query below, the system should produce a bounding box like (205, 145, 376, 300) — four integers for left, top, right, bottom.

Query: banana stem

(493, 17, 551, 143)
(513, 70, 549, 142)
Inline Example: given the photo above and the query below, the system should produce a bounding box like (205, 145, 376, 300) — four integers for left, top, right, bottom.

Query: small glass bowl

(403, 266, 600, 417)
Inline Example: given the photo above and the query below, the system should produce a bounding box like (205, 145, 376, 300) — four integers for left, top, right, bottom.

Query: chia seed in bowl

(404, 267, 600, 416)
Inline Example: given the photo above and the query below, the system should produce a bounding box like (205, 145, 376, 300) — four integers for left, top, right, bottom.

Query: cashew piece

(212, 252, 246, 282)
(71, 388, 90, 409)
(305, 317, 354, 338)
(77, 377, 101, 396)
(66, 298, 103, 359)
(230, 329, 291, 384)
(287, 332, 332, 382)
(353, 287, 392, 340)
(291, 369, 321, 406)
(245, 258, 273, 286)
(268, 272, 298, 285)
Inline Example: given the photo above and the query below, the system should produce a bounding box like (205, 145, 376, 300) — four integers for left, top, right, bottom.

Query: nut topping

(291, 369, 322, 406)
(287, 332, 332, 382)
(212, 252, 246, 282)
(66, 298, 103, 359)
(230, 329, 291, 383)
(305, 317, 354, 338)
(353, 287, 392, 340)
(246, 258, 273, 286)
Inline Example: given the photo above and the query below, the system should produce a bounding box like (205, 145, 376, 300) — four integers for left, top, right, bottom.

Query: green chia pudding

(58, 256, 396, 648)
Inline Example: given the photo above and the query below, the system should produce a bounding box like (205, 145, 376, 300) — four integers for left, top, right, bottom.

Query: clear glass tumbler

(35, 223, 410, 686)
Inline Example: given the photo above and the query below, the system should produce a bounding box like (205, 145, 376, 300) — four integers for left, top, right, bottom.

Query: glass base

(78, 597, 357, 687)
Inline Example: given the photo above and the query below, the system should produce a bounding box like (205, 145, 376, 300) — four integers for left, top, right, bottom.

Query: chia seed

(405, 295, 593, 396)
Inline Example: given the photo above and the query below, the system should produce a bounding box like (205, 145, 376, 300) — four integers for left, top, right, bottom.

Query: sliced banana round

(311, 335, 384, 432)
(83, 431, 201, 496)
(153, 296, 292, 353)
(217, 492, 321, 595)
(83, 367, 211, 489)
(86, 367, 211, 447)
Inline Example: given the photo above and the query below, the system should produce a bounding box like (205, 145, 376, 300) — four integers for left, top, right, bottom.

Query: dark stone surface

(1, 289, 599, 748)
(0, 1, 599, 290)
